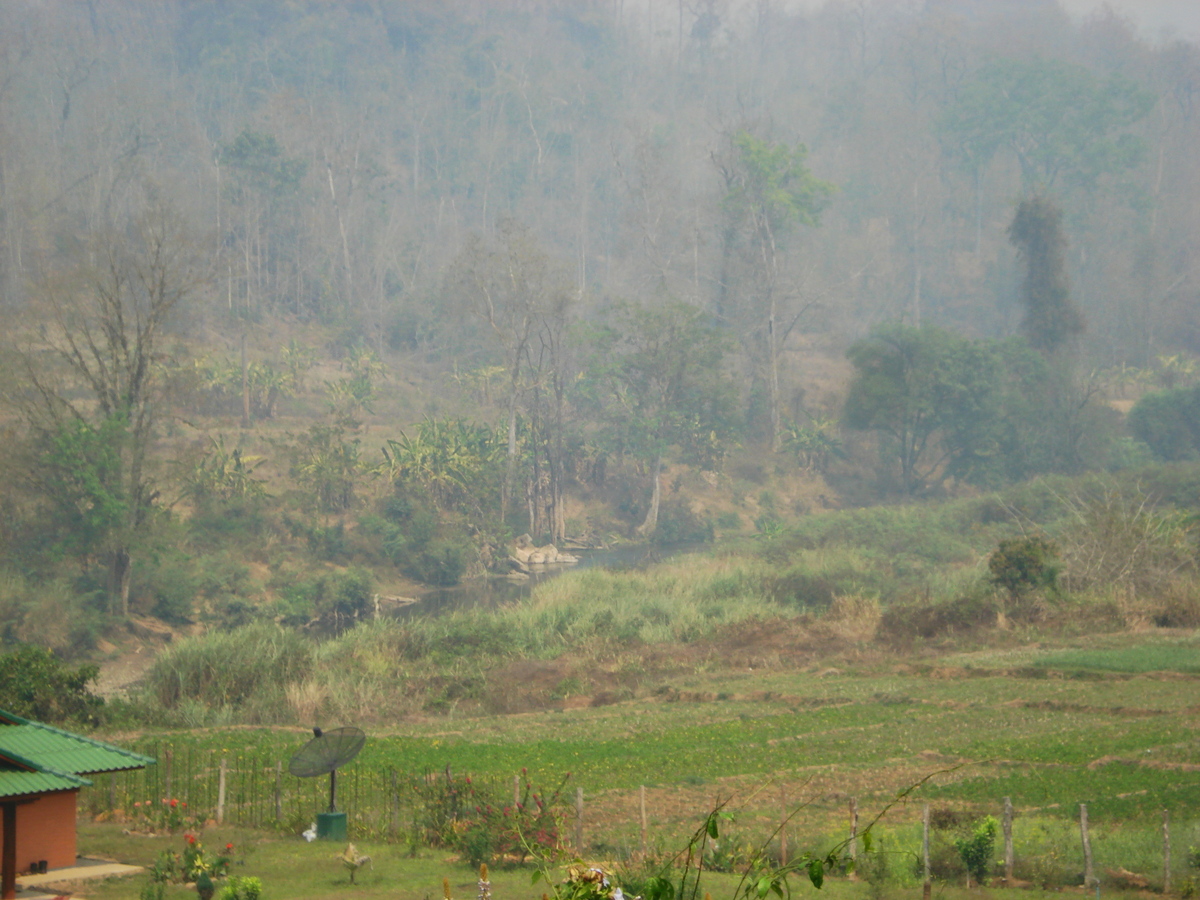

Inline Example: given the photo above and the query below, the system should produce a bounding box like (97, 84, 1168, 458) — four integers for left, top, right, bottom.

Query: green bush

(988, 536, 1060, 598)
(1129, 386, 1200, 461)
(955, 816, 998, 886)
(407, 538, 469, 585)
(0, 644, 104, 725)
(217, 875, 262, 900)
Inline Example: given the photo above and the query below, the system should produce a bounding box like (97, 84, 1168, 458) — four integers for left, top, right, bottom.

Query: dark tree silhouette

(1008, 198, 1084, 353)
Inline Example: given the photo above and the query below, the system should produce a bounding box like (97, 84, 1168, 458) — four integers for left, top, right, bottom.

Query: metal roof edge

(0, 708, 155, 771)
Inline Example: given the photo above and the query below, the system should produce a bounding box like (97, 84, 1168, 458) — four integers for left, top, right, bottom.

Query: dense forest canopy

(2, 0, 1200, 645)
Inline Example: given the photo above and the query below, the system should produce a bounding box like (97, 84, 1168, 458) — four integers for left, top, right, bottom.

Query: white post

(1003, 797, 1014, 882)
(1079, 804, 1094, 889)
(217, 758, 227, 825)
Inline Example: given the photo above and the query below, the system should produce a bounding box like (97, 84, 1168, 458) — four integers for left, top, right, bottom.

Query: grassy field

(79, 629, 1200, 899)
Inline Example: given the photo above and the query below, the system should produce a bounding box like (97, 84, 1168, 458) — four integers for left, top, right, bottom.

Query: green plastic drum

(316, 811, 347, 841)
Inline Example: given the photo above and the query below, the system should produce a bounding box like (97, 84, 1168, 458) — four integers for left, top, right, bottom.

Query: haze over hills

(0, 0, 1199, 664)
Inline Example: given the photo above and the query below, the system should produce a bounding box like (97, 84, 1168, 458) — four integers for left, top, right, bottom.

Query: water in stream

(392, 544, 680, 618)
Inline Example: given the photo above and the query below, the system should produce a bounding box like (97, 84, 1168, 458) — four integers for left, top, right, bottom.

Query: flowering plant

(457, 770, 566, 867)
(132, 797, 195, 834)
(182, 833, 233, 882)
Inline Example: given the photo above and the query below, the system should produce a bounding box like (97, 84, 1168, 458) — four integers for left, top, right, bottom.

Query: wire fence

(78, 741, 1200, 891)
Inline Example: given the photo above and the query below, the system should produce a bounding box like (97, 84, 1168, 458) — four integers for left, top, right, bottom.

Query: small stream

(391, 544, 687, 618)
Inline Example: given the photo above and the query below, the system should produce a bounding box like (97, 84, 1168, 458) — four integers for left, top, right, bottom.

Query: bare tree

(6, 205, 205, 615)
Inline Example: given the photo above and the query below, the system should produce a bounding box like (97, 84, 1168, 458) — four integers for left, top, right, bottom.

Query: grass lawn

(71, 820, 1180, 900)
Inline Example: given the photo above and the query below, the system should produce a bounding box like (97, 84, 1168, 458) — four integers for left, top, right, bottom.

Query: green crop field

(80, 632, 1200, 900)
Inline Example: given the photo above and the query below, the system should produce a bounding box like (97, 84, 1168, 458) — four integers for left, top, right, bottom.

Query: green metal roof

(0, 709, 153, 800)
(0, 764, 89, 800)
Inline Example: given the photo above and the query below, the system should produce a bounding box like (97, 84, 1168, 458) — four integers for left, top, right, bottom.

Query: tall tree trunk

(110, 548, 131, 617)
(503, 390, 518, 522)
(636, 454, 663, 537)
(768, 294, 782, 452)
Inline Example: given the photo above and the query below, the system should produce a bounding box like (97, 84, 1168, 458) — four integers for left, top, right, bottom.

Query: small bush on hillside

(988, 536, 1060, 599)
(764, 567, 841, 609)
(1128, 386, 1200, 461)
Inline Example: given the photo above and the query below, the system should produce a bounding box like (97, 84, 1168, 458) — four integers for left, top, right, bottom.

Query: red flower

(181, 802, 187, 808)
(170, 798, 178, 808)
(186, 834, 197, 845)
(226, 843, 233, 851)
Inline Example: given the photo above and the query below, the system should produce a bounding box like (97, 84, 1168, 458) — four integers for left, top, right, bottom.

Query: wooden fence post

(849, 797, 858, 869)
(1079, 804, 1094, 889)
(921, 806, 931, 883)
(217, 758, 227, 825)
(391, 769, 399, 837)
(575, 787, 584, 853)
(1003, 797, 1014, 881)
(779, 785, 788, 867)
(1163, 809, 1171, 894)
(640, 786, 648, 858)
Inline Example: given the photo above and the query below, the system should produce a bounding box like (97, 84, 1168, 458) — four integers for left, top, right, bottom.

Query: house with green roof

(0, 709, 153, 900)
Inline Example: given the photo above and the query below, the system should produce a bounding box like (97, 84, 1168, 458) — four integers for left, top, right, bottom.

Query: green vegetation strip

(112, 661, 1200, 823)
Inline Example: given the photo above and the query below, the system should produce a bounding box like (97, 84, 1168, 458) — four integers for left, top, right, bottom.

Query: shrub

(0, 644, 104, 725)
(1055, 482, 1195, 593)
(217, 875, 262, 900)
(988, 537, 1060, 599)
(955, 816, 998, 886)
(407, 538, 470, 585)
(1128, 386, 1200, 461)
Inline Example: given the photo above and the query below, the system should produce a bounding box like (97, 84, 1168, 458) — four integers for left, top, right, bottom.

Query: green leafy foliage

(988, 536, 1061, 598)
(1009, 198, 1084, 354)
(939, 57, 1153, 191)
(582, 301, 736, 467)
(216, 875, 262, 900)
(1128, 385, 1200, 461)
(722, 132, 836, 232)
(219, 131, 307, 196)
(34, 415, 130, 559)
(844, 325, 1008, 493)
(0, 644, 104, 724)
(954, 816, 998, 886)
(382, 418, 505, 518)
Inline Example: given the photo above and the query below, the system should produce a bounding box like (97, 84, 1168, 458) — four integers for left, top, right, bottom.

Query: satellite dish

(288, 726, 365, 813)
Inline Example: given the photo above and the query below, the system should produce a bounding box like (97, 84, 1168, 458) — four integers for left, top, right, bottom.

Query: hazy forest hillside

(2, 0, 1200, 672)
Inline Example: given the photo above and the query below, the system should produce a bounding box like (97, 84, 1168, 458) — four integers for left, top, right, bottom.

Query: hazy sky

(1061, 0, 1200, 41)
